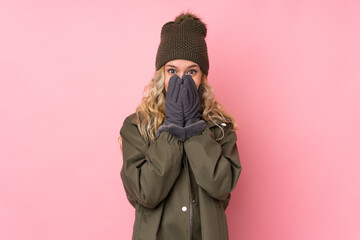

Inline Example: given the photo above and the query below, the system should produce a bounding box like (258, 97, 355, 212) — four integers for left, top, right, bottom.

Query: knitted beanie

(155, 12, 209, 76)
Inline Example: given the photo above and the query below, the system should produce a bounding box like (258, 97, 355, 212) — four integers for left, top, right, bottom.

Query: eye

(188, 69, 197, 74)
(168, 69, 176, 74)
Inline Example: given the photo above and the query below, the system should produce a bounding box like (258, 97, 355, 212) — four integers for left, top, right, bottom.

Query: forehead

(165, 59, 199, 68)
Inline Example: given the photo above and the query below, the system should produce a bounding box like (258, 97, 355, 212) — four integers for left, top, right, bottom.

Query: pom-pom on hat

(155, 11, 209, 76)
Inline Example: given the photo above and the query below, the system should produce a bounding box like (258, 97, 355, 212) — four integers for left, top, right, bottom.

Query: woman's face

(164, 59, 202, 92)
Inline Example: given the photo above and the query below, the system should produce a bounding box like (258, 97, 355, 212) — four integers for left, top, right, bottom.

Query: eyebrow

(165, 64, 199, 69)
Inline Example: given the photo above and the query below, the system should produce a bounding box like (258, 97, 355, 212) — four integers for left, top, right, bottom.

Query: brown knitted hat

(155, 12, 209, 76)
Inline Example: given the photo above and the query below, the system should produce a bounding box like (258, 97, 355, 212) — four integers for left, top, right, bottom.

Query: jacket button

(182, 206, 187, 211)
(192, 200, 196, 203)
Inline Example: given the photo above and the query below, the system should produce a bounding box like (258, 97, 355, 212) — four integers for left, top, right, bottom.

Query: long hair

(135, 65, 237, 143)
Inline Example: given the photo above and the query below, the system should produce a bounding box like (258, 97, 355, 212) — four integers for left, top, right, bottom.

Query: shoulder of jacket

(120, 112, 149, 150)
(120, 112, 140, 137)
(124, 111, 148, 126)
(124, 112, 138, 125)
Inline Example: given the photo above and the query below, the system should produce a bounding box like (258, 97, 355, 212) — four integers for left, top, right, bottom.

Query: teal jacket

(120, 112, 242, 240)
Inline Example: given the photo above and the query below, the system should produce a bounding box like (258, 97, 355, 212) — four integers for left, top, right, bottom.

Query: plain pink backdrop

(1, 0, 359, 239)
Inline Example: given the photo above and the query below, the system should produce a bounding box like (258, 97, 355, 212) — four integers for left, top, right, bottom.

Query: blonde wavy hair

(132, 65, 237, 143)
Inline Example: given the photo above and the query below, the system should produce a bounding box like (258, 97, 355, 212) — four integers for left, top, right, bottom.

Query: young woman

(118, 11, 242, 240)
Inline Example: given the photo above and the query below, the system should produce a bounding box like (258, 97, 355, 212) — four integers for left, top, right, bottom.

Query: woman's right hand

(156, 74, 187, 141)
(164, 74, 184, 126)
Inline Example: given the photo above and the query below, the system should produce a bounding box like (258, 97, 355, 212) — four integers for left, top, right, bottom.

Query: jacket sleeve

(183, 124, 242, 201)
(120, 117, 183, 209)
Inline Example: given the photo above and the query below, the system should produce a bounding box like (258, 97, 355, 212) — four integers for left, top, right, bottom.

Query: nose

(180, 73, 190, 79)
(172, 73, 186, 79)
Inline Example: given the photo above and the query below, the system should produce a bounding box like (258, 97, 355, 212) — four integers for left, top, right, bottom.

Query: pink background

(1, 0, 359, 239)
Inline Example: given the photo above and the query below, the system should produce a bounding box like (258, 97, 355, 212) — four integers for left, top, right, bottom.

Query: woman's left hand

(180, 74, 202, 126)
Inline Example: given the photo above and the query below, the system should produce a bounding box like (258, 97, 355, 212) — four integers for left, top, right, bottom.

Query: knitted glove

(182, 74, 202, 126)
(164, 74, 184, 126)
(180, 74, 207, 139)
(156, 74, 186, 141)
